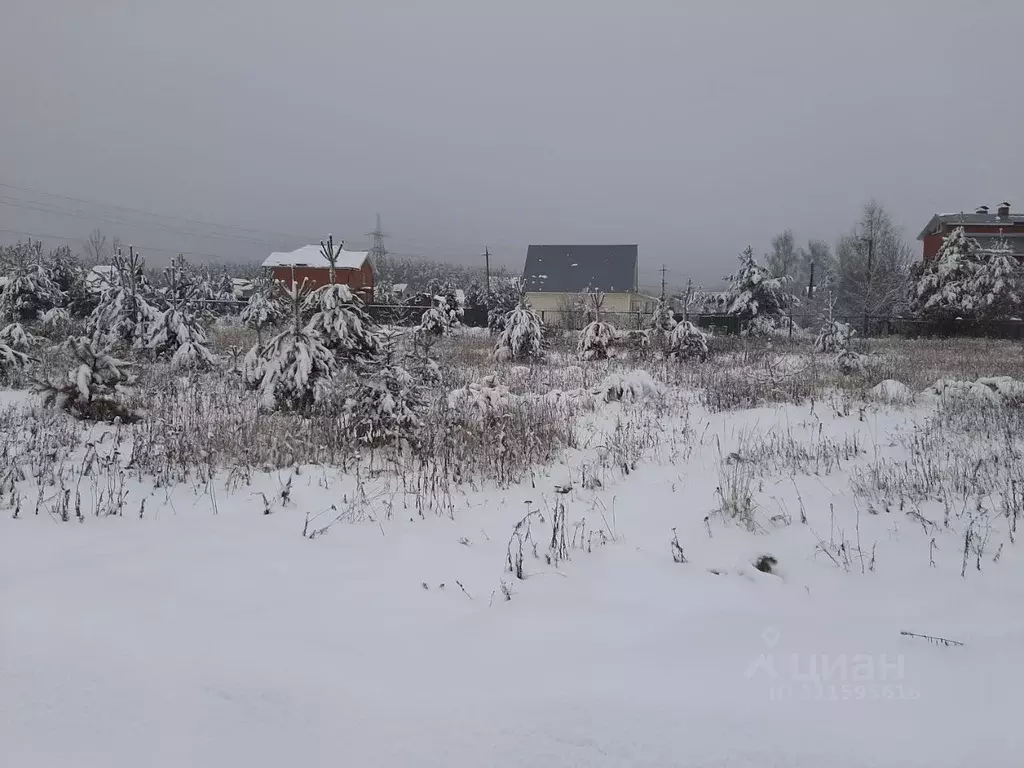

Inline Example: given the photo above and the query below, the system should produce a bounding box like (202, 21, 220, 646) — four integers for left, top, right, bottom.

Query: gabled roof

(263, 245, 369, 270)
(918, 212, 1024, 240)
(522, 244, 638, 293)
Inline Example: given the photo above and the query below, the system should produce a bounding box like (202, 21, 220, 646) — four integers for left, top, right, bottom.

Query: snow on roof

(262, 245, 369, 270)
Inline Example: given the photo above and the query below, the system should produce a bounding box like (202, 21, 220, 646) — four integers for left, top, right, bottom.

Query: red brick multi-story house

(262, 245, 375, 304)
(918, 202, 1024, 261)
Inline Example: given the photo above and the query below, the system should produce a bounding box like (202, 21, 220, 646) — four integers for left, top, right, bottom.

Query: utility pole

(861, 227, 874, 338)
(683, 278, 693, 320)
(660, 264, 667, 301)
(484, 246, 491, 295)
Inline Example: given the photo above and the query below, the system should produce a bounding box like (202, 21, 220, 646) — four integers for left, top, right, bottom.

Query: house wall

(270, 262, 375, 302)
(922, 225, 1024, 261)
(526, 292, 652, 326)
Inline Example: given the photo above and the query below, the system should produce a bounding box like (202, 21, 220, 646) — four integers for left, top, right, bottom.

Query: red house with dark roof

(918, 202, 1024, 261)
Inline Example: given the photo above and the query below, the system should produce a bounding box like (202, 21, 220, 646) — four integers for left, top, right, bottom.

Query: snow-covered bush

(836, 347, 866, 375)
(343, 330, 425, 447)
(579, 319, 617, 360)
(814, 320, 854, 353)
(493, 302, 543, 362)
(34, 336, 138, 422)
(723, 246, 789, 321)
(911, 227, 1023, 320)
(247, 278, 338, 411)
(667, 320, 709, 361)
(486, 278, 523, 333)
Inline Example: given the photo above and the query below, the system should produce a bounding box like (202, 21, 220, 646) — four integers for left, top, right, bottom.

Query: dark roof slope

(522, 245, 638, 293)
(919, 212, 1024, 239)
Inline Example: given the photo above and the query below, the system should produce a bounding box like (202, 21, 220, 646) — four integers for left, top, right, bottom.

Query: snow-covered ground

(3, 376, 1023, 767)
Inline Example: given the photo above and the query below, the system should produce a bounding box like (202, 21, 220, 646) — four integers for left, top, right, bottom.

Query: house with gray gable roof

(521, 244, 657, 326)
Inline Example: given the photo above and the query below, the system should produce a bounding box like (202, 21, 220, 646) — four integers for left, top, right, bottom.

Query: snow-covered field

(3, 335, 1024, 767)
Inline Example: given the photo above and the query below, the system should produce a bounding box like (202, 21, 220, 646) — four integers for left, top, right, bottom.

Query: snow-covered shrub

(247, 278, 338, 411)
(493, 302, 543, 362)
(911, 227, 1023, 320)
(146, 256, 215, 370)
(836, 347, 866, 375)
(744, 314, 778, 338)
(34, 336, 138, 422)
(579, 319, 616, 360)
(814, 320, 854, 353)
(667, 320, 709, 361)
(343, 330, 425, 447)
(723, 246, 789, 321)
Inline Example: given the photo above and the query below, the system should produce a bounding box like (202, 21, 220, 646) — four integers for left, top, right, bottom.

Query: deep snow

(2, 390, 1022, 767)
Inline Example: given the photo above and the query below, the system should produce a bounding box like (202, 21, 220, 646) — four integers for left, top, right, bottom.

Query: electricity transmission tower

(366, 213, 389, 267)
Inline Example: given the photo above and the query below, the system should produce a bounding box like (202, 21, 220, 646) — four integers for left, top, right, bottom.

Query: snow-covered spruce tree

(47, 245, 97, 318)
(974, 237, 1023, 319)
(248, 276, 338, 411)
(914, 227, 1023, 321)
(240, 273, 282, 346)
(0, 239, 64, 322)
(86, 246, 159, 350)
(493, 300, 544, 362)
(647, 296, 678, 352)
(343, 329, 425, 447)
(911, 226, 980, 320)
(578, 292, 617, 360)
(145, 255, 215, 370)
(667, 320, 709, 361)
(304, 235, 381, 366)
(486, 277, 524, 333)
(579, 320, 617, 360)
(34, 336, 138, 422)
(723, 246, 789, 325)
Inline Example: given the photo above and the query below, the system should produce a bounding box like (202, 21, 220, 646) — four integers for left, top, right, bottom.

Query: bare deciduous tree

(766, 229, 798, 281)
(834, 201, 911, 328)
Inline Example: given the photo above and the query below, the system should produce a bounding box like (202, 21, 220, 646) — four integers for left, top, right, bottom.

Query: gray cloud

(1, 0, 1021, 289)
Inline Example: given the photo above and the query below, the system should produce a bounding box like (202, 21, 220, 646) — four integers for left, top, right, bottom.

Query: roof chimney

(976, 205, 989, 215)
(997, 201, 1011, 217)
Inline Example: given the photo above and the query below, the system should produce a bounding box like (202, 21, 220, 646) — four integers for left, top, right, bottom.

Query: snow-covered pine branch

(0, 322, 30, 374)
(34, 336, 138, 422)
(304, 282, 380, 365)
(493, 301, 544, 362)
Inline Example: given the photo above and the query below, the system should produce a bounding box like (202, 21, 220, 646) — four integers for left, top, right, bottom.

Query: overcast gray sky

(1, 0, 1021, 289)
